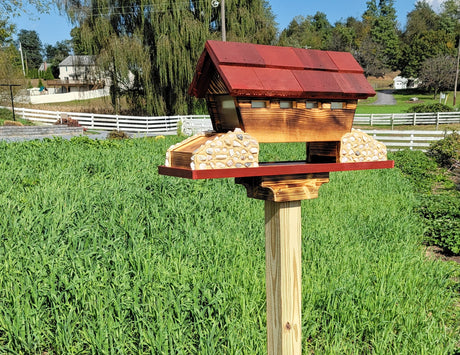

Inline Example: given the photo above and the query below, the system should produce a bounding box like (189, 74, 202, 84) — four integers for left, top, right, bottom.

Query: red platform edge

(158, 160, 394, 180)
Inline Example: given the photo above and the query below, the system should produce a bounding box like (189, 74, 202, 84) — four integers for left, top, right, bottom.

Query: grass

(0, 136, 457, 354)
(356, 90, 458, 114)
(0, 108, 34, 126)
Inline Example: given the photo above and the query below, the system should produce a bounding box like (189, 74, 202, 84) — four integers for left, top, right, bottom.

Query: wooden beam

(265, 200, 302, 354)
(158, 160, 394, 180)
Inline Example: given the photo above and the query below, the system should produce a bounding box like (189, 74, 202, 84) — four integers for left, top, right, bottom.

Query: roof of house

(189, 41, 376, 100)
(59, 55, 95, 67)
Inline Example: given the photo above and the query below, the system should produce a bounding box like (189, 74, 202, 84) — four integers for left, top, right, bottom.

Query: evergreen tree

(59, 0, 277, 115)
(17, 29, 43, 70)
(361, 0, 400, 72)
(45, 40, 72, 78)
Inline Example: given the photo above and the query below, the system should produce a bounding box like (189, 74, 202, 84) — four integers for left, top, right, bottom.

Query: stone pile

(165, 128, 260, 170)
(340, 129, 387, 163)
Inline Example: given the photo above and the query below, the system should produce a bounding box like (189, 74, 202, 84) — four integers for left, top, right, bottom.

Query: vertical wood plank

(265, 200, 302, 355)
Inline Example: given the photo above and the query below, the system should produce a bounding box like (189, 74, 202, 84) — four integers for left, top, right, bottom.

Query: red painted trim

(158, 161, 394, 180)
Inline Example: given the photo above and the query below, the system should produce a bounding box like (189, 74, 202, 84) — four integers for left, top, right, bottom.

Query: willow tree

(59, 0, 277, 115)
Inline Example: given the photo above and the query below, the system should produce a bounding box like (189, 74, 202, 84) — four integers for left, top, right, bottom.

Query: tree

(17, 29, 43, 72)
(1, 0, 51, 18)
(399, 1, 458, 78)
(0, 18, 15, 46)
(0, 45, 24, 105)
(354, 37, 389, 77)
(419, 55, 457, 98)
(45, 40, 72, 78)
(70, 27, 89, 55)
(361, 0, 401, 73)
(59, 0, 277, 115)
(277, 12, 332, 50)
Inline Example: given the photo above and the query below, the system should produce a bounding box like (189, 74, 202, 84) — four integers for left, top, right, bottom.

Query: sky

(9, 0, 447, 47)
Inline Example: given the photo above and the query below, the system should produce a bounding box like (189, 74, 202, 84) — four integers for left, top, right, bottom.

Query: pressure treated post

(265, 200, 302, 355)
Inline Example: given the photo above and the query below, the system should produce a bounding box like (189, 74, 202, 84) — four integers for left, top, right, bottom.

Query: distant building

(45, 55, 106, 94)
(393, 76, 420, 90)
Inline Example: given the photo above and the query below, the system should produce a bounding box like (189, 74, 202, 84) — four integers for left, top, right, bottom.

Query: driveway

(373, 90, 396, 105)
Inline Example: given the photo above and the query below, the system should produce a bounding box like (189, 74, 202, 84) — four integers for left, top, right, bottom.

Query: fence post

(116, 115, 119, 131)
(391, 114, 394, 130)
(436, 112, 439, 130)
(413, 113, 416, 126)
(410, 134, 414, 150)
(91, 114, 95, 129)
(370, 114, 373, 126)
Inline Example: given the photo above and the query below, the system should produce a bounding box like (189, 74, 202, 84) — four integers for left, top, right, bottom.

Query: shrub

(107, 130, 130, 140)
(406, 103, 453, 113)
(390, 149, 438, 192)
(54, 116, 87, 131)
(427, 131, 460, 169)
(418, 194, 460, 254)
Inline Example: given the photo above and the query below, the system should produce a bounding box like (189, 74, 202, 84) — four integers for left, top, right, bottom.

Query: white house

(45, 55, 106, 94)
(393, 76, 420, 90)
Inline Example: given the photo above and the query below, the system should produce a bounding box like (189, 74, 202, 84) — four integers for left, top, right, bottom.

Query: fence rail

(360, 130, 453, 151)
(354, 112, 460, 128)
(1, 107, 455, 151)
(8, 107, 209, 136)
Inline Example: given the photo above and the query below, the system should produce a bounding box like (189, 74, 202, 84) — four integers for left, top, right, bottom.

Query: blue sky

(10, 0, 444, 47)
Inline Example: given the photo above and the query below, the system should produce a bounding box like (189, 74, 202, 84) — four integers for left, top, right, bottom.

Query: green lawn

(356, 90, 458, 114)
(0, 136, 457, 354)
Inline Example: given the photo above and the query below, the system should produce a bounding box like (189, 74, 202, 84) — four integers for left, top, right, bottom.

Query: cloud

(423, 0, 447, 12)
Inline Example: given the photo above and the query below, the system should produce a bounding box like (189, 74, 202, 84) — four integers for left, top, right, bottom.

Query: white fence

(354, 112, 460, 128)
(27, 88, 110, 105)
(2, 107, 455, 150)
(9, 107, 209, 135)
(363, 130, 453, 151)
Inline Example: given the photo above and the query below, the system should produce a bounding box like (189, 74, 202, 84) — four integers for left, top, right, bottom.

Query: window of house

(306, 101, 318, 109)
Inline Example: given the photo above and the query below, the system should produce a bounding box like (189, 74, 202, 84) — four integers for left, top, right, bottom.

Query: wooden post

(265, 200, 302, 355)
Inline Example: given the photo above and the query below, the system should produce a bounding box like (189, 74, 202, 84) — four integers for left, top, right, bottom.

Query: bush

(427, 131, 460, 169)
(107, 130, 130, 140)
(54, 116, 86, 131)
(406, 103, 453, 113)
(390, 150, 438, 192)
(418, 194, 460, 254)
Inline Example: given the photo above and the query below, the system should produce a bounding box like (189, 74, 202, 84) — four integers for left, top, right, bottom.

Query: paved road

(373, 90, 396, 105)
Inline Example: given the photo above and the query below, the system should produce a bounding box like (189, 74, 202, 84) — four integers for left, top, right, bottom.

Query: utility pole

(0, 84, 21, 121)
(19, 42, 26, 77)
(221, 0, 226, 42)
(454, 36, 460, 106)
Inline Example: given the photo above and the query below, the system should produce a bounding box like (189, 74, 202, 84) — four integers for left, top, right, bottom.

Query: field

(356, 90, 458, 114)
(0, 136, 458, 354)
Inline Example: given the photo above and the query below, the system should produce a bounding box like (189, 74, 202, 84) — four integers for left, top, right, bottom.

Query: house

(47, 55, 105, 93)
(393, 76, 420, 90)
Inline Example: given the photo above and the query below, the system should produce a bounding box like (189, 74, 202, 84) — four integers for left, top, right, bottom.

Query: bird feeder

(159, 40, 394, 354)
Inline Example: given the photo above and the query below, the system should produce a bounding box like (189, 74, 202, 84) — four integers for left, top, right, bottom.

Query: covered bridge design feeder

(159, 40, 393, 354)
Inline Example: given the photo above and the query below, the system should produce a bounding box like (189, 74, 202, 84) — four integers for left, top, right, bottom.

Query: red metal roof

(189, 40, 375, 100)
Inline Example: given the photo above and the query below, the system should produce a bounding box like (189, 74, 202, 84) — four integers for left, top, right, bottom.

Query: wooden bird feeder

(159, 40, 394, 354)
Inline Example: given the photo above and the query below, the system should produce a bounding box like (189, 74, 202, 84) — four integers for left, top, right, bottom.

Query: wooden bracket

(235, 173, 329, 202)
